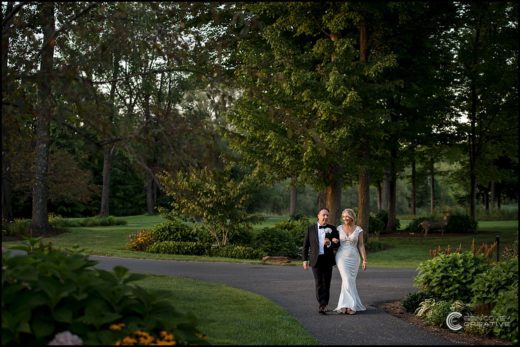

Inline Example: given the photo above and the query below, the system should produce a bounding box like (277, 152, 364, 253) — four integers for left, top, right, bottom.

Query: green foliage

(371, 210, 401, 232)
(464, 315, 494, 336)
(471, 257, 518, 307)
(159, 166, 261, 247)
(424, 300, 452, 327)
(147, 241, 211, 256)
(1, 238, 208, 346)
(445, 214, 478, 234)
(491, 284, 518, 343)
(368, 214, 385, 234)
(151, 220, 203, 243)
(52, 216, 127, 228)
(415, 252, 489, 302)
(415, 298, 437, 318)
(401, 291, 434, 313)
(406, 217, 430, 233)
(227, 226, 254, 246)
(364, 239, 388, 252)
(209, 245, 263, 260)
(2, 219, 31, 238)
(253, 227, 299, 258)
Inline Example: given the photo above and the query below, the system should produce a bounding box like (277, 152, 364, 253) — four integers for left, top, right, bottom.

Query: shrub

(227, 226, 254, 246)
(368, 214, 385, 234)
(415, 251, 489, 302)
(502, 239, 519, 261)
(210, 245, 263, 259)
(370, 210, 400, 233)
(471, 257, 518, 307)
(151, 219, 211, 244)
(147, 241, 210, 256)
(445, 214, 478, 234)
(415, 298, 437, 318)
(253, 227, 299, 258)
(1, 238, 208, 346)
(364, 239, 388, 252)
(424, 300, 452, 327)
(491, 284, 518, 343)
(464, 315, 494, 336)
(2, 219, 31, 238)
(407, 217, 430, 233)
(401, 291, 433, 313)
(127, 229, 155, 251)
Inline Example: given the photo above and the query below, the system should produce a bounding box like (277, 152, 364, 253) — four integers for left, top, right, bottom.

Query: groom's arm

(329, 227, 340, 250)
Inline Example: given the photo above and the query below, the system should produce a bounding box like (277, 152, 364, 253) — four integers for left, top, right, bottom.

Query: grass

(3, 213, 517, 344)
(4, 215, 518, 268)
(135, 275, 317, 345)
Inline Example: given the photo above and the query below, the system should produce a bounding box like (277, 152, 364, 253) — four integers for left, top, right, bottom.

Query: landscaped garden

(3, 213, 518, 344)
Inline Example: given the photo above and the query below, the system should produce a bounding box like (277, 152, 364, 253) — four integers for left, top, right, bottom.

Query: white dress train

(334, 225, 366, 313)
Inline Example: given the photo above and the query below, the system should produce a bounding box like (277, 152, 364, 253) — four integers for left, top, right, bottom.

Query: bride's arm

(358, 229, 367, 270)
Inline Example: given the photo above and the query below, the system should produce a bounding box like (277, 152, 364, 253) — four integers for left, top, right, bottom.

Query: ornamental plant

(415, 251, 489, 302)
(471, 257, 518, 307)
(2, 238, 209, 346)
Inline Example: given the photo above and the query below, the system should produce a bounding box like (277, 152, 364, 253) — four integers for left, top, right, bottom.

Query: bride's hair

(342, 208, 356, 223)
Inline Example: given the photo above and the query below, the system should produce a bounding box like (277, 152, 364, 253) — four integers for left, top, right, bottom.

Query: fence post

(496, 234, 500, 262)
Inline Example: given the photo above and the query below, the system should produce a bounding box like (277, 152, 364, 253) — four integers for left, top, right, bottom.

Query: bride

(332, 208, 367, 315)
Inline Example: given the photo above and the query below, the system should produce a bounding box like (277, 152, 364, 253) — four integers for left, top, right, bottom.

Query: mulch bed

(380, 301, 513, 345)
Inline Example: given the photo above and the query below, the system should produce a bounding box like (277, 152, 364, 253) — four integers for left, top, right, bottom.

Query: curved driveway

(91, 256, 454, 345)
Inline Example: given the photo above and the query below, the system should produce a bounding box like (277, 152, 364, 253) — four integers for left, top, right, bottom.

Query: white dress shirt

(317, 223, 328, 254)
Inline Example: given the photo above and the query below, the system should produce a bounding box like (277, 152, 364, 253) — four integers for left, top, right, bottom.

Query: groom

(303, 207, 339, 314)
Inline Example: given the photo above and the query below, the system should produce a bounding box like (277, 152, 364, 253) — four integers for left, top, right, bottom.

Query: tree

(453, 1, 518, 219)
(226, 3, 398, 227)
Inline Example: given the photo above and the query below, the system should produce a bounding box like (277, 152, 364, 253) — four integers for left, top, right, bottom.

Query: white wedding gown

(334, 225, 366, 312)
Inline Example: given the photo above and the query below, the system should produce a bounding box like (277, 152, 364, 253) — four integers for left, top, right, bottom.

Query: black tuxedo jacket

(303, 223, 340, 267)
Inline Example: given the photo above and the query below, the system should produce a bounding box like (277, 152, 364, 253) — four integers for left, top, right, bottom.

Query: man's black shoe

(319, 306, 327, 315)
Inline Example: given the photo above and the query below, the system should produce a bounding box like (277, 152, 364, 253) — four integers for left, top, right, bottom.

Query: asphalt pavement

(90, 256, 457, 345)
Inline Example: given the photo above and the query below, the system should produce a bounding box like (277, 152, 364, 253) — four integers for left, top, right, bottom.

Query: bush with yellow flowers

(127, 229, 155, 251)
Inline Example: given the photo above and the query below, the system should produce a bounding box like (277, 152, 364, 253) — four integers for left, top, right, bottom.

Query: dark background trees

(1, 2, 517, 230)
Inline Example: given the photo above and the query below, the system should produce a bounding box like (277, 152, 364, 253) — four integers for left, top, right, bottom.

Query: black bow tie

(319, 225, 327, 229)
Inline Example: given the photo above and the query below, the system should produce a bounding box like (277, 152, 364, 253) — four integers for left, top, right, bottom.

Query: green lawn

(136, 275, 317, 345)
(3, 214, 517, 344)
(4, 215, 518, 268)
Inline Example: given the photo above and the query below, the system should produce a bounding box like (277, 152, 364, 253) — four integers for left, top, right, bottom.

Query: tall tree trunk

(357, 19, 370, 238)
(99, 145, 114, 217)
(386, 143, 397, 233)
(484, 182, 491, 213)
(30, 2, 55, 234)
(381, 171, 390, 211)
(324, 178, 342, 226)
(146, 173, 155, 214)
(1, 1, 14, 222)
(289, 177, 297, 217)
(376, 181, 382, 210)
(468, 19, 482, 221)
(99, 51, 121, 217)
(430, 157, 436, 215)
(490, 181, 496, 209)
(411, 151, 417, 216)
(358, 164, 370, 237)
(317, 191, 326, 211)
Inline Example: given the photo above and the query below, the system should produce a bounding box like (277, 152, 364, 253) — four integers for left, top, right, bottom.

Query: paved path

(91, 256, 456, 345)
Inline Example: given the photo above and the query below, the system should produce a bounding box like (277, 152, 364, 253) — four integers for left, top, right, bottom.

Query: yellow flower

(159, 331, 174, 340)
(110, 323, 126, 331)
(121, 336, 138, 345)
(155, 340, 177, 346)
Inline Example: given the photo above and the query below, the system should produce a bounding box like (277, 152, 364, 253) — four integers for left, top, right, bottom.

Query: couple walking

(303, 208, 367, 315)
